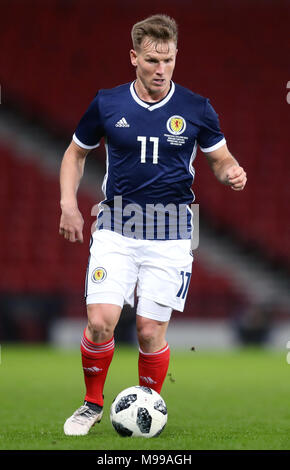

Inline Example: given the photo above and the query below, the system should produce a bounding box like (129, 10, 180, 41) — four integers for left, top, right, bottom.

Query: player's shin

(80, 329, 115, 407)
(138, 343, 170, 393)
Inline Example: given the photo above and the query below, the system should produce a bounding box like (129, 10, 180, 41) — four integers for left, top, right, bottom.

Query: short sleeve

(197, 99, 226, 153)
(73, 93, 105, 149)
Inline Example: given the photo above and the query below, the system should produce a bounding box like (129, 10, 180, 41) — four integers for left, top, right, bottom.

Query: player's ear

(130, 49, 138, 67)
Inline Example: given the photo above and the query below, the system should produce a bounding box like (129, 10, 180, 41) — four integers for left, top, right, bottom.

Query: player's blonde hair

(131, 14, 178, 51)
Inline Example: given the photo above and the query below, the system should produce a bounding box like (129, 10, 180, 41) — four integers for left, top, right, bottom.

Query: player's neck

(134, 79, 171, 103)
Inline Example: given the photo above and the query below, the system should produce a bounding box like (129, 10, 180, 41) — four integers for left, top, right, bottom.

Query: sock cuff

(139, 342, 169, 357)
(81, 329, 115, 355)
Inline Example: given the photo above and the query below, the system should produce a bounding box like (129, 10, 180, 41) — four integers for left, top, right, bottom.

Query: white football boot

(64, 402, 103, 436)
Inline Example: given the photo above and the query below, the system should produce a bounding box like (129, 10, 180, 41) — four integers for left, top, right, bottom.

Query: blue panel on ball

(137, 407, 152, 434)
(136, 386, 153, 394)
(112, 420, 133, 437)
(115, 394, 137, 413)
(154, 399, 167, 415)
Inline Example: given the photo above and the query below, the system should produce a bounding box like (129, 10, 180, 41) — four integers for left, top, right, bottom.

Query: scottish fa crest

(166, 115, 186, 135)
(92, 267, 107, 283)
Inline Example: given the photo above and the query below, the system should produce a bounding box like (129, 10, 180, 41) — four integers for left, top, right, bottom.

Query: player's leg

(136, 309, 169, 352)
(81, 302, 122, 407)
(64, 302, 122, 436)
(64, 229, 137, 436)
(136, 237, 193, 394)
(136, 300, 171, 394)
(81, 228, 136, 405)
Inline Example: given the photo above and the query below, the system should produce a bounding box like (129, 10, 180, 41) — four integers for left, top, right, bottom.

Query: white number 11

(137, 136, 159, 164)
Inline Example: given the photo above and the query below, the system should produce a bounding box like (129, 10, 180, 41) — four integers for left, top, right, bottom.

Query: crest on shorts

(166, 115, 186, 135)
(92, 267, 107, 283)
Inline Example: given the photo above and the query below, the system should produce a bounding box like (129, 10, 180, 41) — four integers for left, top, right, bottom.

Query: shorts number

(137, 136, 159, 164)
(177, 271, 191, 299)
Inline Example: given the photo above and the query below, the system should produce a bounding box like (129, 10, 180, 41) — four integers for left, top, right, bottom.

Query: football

(110, 386, 168, 437)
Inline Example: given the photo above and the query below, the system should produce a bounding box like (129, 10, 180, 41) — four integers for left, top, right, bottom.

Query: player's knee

(87, 318, 113, 343)
(137, 324, 154, 345)
(137, 319, 165, 349)
(86, 304, 116, 341)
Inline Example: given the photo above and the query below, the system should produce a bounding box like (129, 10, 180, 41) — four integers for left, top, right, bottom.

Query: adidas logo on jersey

(115, 117, 130, 127)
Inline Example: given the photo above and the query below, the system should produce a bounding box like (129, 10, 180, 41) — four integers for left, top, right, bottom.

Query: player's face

(130, 38, 177, 100)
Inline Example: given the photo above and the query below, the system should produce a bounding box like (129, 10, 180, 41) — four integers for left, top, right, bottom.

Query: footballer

(59, 14, 247, 435)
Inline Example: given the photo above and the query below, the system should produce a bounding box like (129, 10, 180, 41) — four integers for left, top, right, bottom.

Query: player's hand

(59, 206, 84, 243)
(225, 165, 247, 191)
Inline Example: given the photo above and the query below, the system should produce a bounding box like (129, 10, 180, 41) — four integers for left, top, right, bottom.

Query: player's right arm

(59, 140, 89, 243)
(59, 92, 104, 242)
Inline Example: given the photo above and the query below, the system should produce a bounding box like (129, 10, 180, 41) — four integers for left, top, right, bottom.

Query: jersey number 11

(137, 136, 159, 164)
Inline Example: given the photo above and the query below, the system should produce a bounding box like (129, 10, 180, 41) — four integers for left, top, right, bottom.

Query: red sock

(138, 343, 170, 394)
(80, 329, 114, 407)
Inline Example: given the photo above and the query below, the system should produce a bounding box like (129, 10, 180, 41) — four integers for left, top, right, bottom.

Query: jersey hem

(73, 133, 100, 149)
(199, 137, 226, 153)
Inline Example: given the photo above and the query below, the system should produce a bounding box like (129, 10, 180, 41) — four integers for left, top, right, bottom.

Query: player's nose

(156, 63, 165, 75)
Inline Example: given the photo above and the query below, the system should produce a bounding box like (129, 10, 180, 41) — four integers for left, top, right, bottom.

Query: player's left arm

(203, 143, 247, 191)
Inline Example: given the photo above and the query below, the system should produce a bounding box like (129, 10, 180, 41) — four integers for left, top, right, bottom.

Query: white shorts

(85, 229, 193, 321)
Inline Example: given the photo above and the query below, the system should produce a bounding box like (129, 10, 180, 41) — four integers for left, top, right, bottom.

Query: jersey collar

(130, 81, 175, 111)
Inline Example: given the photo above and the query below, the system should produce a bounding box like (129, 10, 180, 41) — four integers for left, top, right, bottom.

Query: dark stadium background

(0, 0, 289, 350)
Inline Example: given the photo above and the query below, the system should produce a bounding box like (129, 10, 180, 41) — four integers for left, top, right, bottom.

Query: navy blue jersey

(73, 81, 226, 239)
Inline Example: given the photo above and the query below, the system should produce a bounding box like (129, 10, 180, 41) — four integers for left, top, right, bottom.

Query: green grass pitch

(0, 344, 290, 450)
